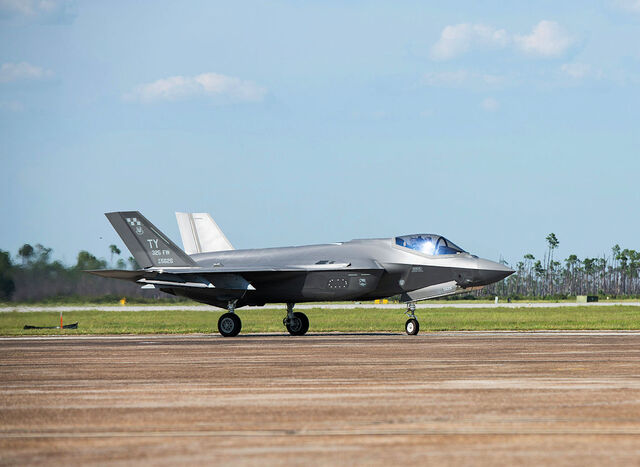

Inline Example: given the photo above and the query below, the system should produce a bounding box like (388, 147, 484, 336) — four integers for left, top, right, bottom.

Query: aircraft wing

(86, 269, 145, 281)
(187, 262, 356, 273)
(87, 260, 382, 292)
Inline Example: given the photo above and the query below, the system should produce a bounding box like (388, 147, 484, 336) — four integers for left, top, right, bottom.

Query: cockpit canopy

(395, 234, 466, 256)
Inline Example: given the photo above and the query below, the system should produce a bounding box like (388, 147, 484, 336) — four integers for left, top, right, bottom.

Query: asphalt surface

(2, 301, 639, 312)
(2, 332, 640, 465)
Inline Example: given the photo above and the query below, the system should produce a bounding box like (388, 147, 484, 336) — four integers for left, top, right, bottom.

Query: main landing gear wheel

(285, 311, 309, 336)
(405, 318, 419, 335)
(218, 313, 241, 337)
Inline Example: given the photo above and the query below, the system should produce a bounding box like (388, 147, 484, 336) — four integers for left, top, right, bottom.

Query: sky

(1, 0, 639, 267)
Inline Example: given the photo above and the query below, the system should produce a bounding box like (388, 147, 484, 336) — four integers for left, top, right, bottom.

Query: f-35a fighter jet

(88, 211, 514, 337)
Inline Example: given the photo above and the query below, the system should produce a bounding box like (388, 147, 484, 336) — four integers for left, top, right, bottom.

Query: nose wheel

(405, 318, 419, 335)
(404, 302, 419, 335)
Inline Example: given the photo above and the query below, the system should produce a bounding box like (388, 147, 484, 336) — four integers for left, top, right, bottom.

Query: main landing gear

(217, 301, 310, 337)
(218, 300, 242, 337)
(404, 302, 419, 335)
(283, 303, 309, 336)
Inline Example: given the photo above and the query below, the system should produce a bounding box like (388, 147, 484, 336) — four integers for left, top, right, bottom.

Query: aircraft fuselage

(169, 238, 512, 309)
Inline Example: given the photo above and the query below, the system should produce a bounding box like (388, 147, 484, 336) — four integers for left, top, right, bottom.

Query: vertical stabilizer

(106, 211, 197, 268)
(175, 212, 234, 255)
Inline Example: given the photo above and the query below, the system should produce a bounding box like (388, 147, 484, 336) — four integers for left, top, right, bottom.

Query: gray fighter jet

(88, 211, 513, 336)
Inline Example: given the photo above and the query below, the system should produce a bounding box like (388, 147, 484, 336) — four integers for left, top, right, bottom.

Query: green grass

(5, 297, 639, 307)
(1, 306, 639, 335)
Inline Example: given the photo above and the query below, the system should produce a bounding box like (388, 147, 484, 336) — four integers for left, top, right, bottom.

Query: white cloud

(481, 97, 500, 112)
(0, 0, 57, 15)
(482, 73, 509, 85)
(0, 100, 24, 111)
(431, 20, 573, 60)
(560, 63, 591, 79)
(514, 21, 573, 57)
(423, 70, 469, 85)
(125, 72, 267, 103)
(423, 70, 510, 87)
(0, 62, 53, 83)
(350, 109, 390, 120)
(430, 24, 509, 60)
(0, 0, 74, 21)
(614, 0, 640, 13)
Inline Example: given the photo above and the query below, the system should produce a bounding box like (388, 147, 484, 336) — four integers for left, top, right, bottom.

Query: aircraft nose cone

(475, 259, 515, 285)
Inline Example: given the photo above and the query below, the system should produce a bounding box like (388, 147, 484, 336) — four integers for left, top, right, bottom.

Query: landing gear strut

(283, 303, 309, 336)
(218, 299, 242, 337)
(404, 302, 419, 335)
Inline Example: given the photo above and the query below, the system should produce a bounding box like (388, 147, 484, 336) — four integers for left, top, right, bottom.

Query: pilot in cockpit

(396, 234, 465, 256)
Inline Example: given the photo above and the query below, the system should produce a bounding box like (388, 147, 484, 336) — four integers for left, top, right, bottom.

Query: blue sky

(1, 0, 639, 266)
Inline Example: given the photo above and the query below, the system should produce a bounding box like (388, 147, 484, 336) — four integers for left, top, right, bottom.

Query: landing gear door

(400, 280, 460, 302)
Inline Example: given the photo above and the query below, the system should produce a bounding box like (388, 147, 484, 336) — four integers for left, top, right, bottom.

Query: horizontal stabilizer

(85, 269, 144, 280)
(86, 269, 255, 291)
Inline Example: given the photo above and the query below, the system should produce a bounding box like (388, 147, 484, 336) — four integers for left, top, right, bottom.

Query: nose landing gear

(404, 302, 419, 335)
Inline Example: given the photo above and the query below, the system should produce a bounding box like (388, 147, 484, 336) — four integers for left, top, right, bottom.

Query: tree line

(485, 233, 640, 299)
(1, 235, 639, 302)
(0, 243, 170, 302)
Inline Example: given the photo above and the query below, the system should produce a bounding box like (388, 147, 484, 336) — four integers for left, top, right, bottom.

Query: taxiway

(2, 332, 640, 465)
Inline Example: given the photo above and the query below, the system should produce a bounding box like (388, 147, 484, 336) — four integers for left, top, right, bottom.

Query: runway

(2, 332, 640, 465)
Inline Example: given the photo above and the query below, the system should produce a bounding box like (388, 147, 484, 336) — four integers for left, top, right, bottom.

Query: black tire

(405, 318, 419, 335)
(286, 311, 309, 336)
(218, 313, 241, 337)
